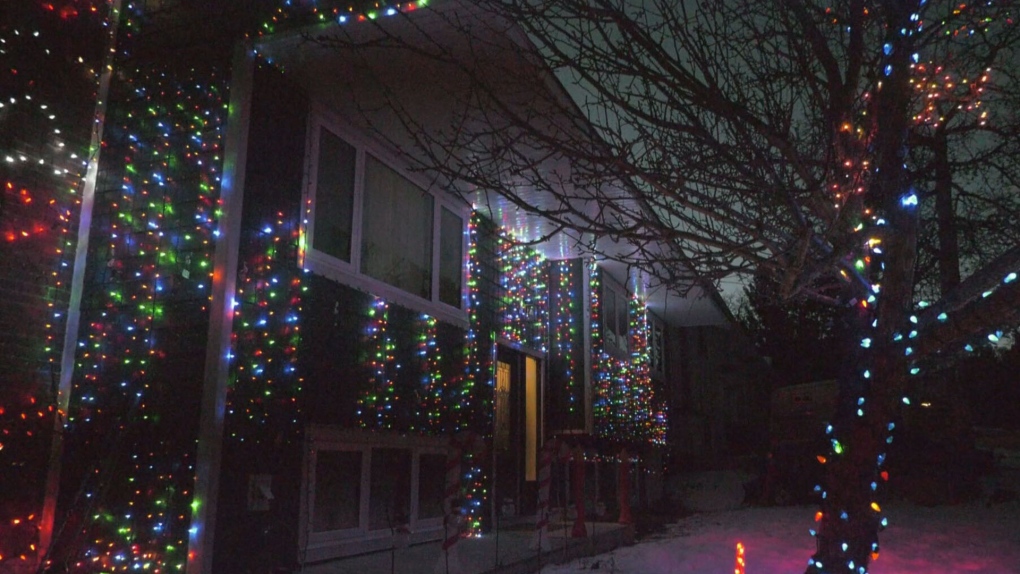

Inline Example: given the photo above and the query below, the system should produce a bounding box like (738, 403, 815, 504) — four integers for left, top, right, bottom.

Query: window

(601, 274, 630, 357)
(312, 129, 356, 263)
(312, 450, 362, 533)
(417, 454, 446, 520)
(368, 448, 412, 530)
(438, 207, 464, 307)
(304, 115, 468, 325)
(647, 312, 666, 377)
(360, 154, 433, 299)
(302, 428, 451, 562)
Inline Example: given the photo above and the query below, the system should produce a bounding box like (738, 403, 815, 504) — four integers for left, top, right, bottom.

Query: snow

(540, 501, 1020, 573)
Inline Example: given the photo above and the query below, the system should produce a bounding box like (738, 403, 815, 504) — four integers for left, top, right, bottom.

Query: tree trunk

(808, 3, 919, 572)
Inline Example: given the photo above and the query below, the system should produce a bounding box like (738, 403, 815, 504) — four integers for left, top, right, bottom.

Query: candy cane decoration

(570, 445, 588, 538)
(531, 438, 570, 550)
(435, 432, 486, 574)
(440, 449, 461, 547)
(617, 447, 633, 525)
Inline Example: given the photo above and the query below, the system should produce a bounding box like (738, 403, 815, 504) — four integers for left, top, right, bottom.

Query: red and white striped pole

(435, 432, 485, 574)
(570, 445, 588, 538)
(617, 447, 633, 525)
(436, 435, 464, 574)
(531, 438, 565, 550)
(441, 445, 462, 542)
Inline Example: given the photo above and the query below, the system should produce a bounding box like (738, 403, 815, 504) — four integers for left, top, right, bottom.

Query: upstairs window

(313, 129, 357, 263)
(304, 115, 467, 325)
(601, 275, 630, 358)
(647, 312, 666, 377)
(360, 154, 434, 299)
(438, 207, 464, 307)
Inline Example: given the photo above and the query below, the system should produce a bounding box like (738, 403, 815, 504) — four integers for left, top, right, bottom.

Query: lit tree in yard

(319, 1, 1020, 571)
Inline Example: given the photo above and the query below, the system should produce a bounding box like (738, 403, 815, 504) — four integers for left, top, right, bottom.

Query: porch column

(571, 445, 587, 537)
(187, 40, 255, 574)
(617, 447, 633, 525)
(39, 0, 124, 561)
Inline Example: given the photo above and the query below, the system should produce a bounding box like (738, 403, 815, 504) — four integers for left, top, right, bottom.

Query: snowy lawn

(540, 501, 1020, 573)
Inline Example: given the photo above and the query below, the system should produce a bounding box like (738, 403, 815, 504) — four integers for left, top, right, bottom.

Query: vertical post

(617, 447, 633, 525)
(531, 438, 557, 551)
(38, 0, 124, 562)
(187, 39, 256, 574)
(570, 446, 587, 538)
(582, 261, 593, 434)
(436, 434, 470, 574)
(442, 438, 463, 548)
(490, 428, 498, 549)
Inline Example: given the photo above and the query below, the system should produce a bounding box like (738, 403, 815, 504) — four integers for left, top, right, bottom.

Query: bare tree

(308, 0, 1020, 571)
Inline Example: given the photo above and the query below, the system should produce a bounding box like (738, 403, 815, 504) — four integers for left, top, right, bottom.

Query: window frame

(647, 310, 667, 378)
(300, 426, 452, 562)
(301, 107, 470, 327)
(601, 273, 630, 358)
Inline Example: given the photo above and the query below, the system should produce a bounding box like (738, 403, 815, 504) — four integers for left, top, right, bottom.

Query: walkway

(298, 520, 634, 574)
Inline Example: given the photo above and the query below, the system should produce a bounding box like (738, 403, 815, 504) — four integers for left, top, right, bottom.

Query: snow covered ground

(540, 501, 1020, 573)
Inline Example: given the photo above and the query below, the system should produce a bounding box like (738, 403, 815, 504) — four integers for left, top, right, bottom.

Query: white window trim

(601, 272, 630, 359)
(301, 105, 470, 328)
(647, 310, 666, 378)
(299, 426, 452, 562)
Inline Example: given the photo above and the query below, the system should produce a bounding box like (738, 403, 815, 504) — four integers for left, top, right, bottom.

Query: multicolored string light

(255, 0, 432, 38)
(551, 261, 581, 416)
(807, 4, 1019, 572)
(55, 1, 228, 565)
(1, 4, 99, 550)
(416, 313, 445, 431)
(228, 210, 305, 443)
(358, 297, 396, 428)
(589, 263, 667, 445)
(497, 232, 548, 351)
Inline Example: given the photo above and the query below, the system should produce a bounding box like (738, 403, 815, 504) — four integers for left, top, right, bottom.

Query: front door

(493, 346, 541, 519)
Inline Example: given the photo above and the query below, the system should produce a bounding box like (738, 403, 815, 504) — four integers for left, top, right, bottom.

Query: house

(0, 3, 111, 568)
(1, 1, 761, 573)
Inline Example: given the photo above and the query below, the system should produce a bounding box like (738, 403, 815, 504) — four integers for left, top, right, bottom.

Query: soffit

(256, 1, 728, 326)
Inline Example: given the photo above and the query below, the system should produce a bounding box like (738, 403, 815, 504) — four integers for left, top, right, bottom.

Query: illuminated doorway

(493, 345, 542, 519)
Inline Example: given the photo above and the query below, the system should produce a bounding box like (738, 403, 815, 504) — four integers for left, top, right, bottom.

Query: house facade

(1, 2, 751, 573)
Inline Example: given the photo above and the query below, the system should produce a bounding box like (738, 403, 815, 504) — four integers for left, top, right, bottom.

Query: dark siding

(546, 258, 586, 432)
(51, 38, 233, 566)
(214, 63, 309, 571)
(0, 3, 103, 534)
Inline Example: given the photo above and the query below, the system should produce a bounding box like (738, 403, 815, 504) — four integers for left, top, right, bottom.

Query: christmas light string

(0, 1, 112, 563)
(254, 0, 432, 39)
(459, 215, 490, 532)
(809, 6, 917, 569)
(497, 231, 548, 351)
(227, 209, 305, 446)
(7, 0, 554, 568)
(358, 297, 395, 428)
(28, 3, 1018, 571)
(551, 260, 581, 417)
(57, 1, 229, 562)
(50, 0, 400, 566)
(807, 4, 1020, 572)
(416, 313, 445, 431)
(461, 214, 484, 429)
(588, 264, 667, 445)
(351, 215, 556, 530)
